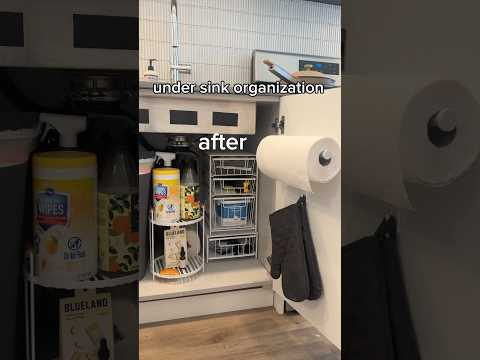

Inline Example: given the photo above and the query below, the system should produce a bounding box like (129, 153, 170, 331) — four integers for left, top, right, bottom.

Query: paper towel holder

(272, 116, 285, 135)
(427, 108, 457, 148)
(319, 150, 332, 166)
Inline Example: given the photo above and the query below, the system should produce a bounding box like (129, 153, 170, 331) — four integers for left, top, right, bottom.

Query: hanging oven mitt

(269, 196, 322, 302)
(379, 217, 421, 360)
(342, 216, 420, 360)
(269, 203, 290, 280)
(297, 195, 323, 300)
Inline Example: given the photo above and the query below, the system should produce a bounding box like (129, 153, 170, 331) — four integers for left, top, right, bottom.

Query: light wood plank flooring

(140, 308, 340, 360)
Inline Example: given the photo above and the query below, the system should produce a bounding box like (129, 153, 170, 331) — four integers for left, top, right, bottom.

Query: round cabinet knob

(319, 150, 332, 166)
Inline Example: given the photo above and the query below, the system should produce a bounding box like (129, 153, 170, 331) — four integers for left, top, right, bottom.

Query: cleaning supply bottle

(165, 136, 202, 253)
(38, 114, 88, 149)
(98, 134, 139, 275)
(180, 158, 200, 220)
(166, 135, 198, 169)
(152, 152, 180, 223)
(143, 59, 158, 81)
(33, 114, 98, 282)
(166, 135, 201, 219)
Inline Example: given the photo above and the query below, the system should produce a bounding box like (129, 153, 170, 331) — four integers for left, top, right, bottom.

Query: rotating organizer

(206, 154, 258, 261)
(149, 207, 205, 280)
(24, 251, 140, 360)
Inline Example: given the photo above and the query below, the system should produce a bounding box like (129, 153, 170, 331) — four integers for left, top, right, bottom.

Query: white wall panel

(140, 0, 340, 82)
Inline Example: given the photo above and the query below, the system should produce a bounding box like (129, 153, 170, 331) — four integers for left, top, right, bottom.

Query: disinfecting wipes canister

(33, 151, 97, 282)
(152, 168, 180, 223)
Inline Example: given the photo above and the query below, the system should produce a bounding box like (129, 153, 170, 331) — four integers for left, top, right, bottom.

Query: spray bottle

(98, 129, 138, 275)
(155, 152, 176, 169)
(38, 113, 88, 150)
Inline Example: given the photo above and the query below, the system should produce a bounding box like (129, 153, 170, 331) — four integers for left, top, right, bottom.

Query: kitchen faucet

(170, 0, 191, 82)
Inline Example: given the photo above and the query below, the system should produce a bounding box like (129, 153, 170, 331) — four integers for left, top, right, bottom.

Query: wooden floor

(140, 308, 340, 360)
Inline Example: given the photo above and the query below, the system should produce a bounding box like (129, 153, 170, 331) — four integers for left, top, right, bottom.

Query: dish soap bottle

(180, 158, 200, 220)
(98, 135, 139, 275)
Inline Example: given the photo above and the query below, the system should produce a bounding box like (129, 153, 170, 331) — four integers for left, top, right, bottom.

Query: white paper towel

(256, 135, 341, 193)
(343, 77, 480, 209)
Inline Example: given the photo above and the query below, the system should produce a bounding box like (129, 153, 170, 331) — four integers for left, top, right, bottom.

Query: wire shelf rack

(208, 234, 257, 261)
(211, 157, 257, 177)
(152, 254, 203, 279)
(207, 154, 258, 262)
(212, 177, 256, 197)
(210, 196, 256, 233)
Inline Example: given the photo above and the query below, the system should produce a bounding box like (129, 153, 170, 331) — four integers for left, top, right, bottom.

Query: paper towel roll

(256, 135, 341, 192)
(343, 77, 480, 209)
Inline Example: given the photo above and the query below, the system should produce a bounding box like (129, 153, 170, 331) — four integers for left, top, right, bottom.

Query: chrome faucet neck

(170, 0, 191, 83)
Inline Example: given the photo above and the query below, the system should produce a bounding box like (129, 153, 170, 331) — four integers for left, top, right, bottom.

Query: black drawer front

(170, 110, 198, 125)
(0, 12, 24, 47)
(213, 112, 239, 127)
(73, 14, 138, 50)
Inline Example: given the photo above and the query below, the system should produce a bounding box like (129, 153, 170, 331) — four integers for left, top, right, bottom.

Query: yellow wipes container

(33, 151, 97, 282)
(152, 168, 180, 223)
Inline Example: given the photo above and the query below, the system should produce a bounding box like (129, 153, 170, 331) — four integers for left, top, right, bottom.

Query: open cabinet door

(271, 89, 341, 349)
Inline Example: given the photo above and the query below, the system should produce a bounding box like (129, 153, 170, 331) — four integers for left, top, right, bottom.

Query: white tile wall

(140, 0, 340, 83)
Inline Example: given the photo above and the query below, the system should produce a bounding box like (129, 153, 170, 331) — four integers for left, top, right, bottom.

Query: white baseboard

(139, 286, 273, 325)
(273, 291, 286, 315)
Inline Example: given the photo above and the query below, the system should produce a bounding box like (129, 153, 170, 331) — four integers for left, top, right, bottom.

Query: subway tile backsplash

(140, 0, 340, 83)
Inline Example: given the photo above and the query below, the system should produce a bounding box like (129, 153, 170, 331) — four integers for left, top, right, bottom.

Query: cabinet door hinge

(272, 116, 285, 135)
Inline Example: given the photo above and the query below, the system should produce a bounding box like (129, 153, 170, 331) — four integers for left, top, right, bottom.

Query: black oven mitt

(342, 217, 420, 360)
(269, 195, 323, 302)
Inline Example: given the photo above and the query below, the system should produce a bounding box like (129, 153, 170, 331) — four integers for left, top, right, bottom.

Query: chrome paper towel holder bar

(319, 150, 332, 167)
(427, 107, 457, 148)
